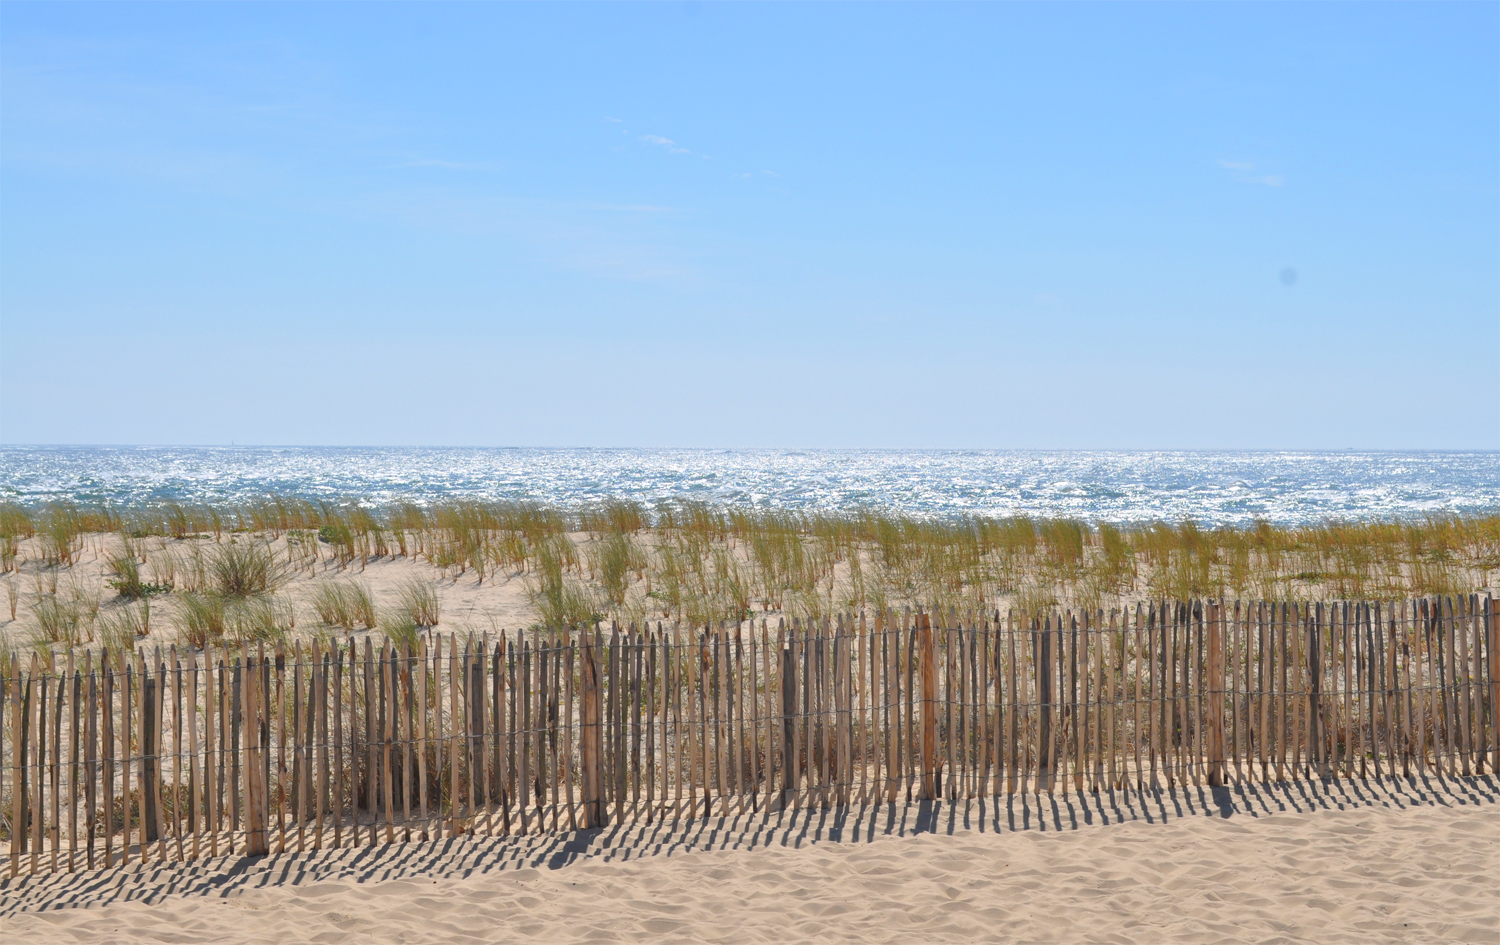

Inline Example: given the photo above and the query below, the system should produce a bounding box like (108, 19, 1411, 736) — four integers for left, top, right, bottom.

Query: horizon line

(3, 444, 1500, 454)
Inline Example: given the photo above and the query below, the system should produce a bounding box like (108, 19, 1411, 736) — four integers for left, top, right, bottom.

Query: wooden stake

(449, 634, 462, 838)
(382, 643, 396, 845)
(314, 642, 326, 851)
(565, 634, 578, 830)
(416, 634, 428, 840)
(918, 611, 937, 800)
(169, 649, 183, 861)
(203, 652, 216, 859)
(1484, 595, 1498, 775)
(8, 659, 21, 878)
(85, 652, 98, 869)
(244, 648, 269, 857)
(228, 648, 241, 855)
(331, 640, 345, 849)
(274, 645, 287, 854)
(120, 651, 132, 866)
(580, 629, 603, 828)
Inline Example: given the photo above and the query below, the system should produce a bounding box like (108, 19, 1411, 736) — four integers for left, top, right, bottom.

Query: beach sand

(3, 776, 1495, 944)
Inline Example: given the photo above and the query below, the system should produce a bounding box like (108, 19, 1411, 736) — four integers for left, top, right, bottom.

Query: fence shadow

(4, 772, 1494, 917)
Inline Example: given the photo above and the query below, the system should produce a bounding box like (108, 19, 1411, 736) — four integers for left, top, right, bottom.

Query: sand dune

(4, 776, 1496, 944)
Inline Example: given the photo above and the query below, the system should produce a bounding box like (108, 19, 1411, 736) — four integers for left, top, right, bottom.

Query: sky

(1, 3, 1496, 449)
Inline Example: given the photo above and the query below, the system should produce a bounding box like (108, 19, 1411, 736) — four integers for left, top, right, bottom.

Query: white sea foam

(0, 448, 1496, 526)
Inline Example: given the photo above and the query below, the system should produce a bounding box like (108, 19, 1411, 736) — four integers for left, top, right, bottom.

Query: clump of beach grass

(96, 599, 150, 652)
(154, 537, 290, 649)
(30, 593, 85, 648)
(173, 590, 293, 648)
(396, 576, 440, 627)
(0, 502, 33, 572)
(208, 538, 283, 597)
(106, 538, 171, 601)
(173, 592, 225, 648)
(225, 594, 294, 644)
(380, 576, 441, 649)
(587, 530, 645, 606)
(38, 502, 87, 567)
(311, 579, 377, 630)
(581, 499, 647, 537)
(527, 537, 598, 630)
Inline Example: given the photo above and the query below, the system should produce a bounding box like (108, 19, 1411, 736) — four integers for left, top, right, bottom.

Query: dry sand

(3, 776, 1496, 944)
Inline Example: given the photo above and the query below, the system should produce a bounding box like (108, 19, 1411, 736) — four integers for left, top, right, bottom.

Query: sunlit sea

(1, 448, 1496, 527)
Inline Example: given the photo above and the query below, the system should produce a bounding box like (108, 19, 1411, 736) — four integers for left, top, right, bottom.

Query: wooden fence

(3, 596, 1497, 878)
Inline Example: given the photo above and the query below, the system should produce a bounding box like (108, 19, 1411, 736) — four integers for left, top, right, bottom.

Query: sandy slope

(3, 777, 1496, 944)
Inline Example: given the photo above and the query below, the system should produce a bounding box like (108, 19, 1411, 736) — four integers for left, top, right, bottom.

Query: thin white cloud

(641, 134, 690, 155)
(603, 116, 622, 123)
(1217, 159, 1255, 171)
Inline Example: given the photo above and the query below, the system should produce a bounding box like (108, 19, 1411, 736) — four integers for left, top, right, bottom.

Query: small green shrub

(106, 551, 171, 600)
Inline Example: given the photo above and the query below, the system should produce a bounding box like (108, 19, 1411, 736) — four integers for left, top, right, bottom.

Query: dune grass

(95, 599, 150, 652)
(379, 576, 442, 649)
(31, 593, 85, 648)
(311, 579, 377, 631)
(207, 538, 283, 596)
(172, 592, 225, 648)
(1, 496, 1495, 653)
(395, 575, 441, 627)
(105, 536, 172, 601)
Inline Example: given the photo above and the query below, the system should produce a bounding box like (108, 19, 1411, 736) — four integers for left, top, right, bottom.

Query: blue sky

(2, 2, 1495, 448)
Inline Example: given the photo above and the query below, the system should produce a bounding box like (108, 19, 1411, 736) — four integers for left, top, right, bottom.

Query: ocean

(2, 447, 1496, 526)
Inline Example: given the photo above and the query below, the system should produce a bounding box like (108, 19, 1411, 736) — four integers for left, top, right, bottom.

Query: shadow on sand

(3, 772, 1494, 916)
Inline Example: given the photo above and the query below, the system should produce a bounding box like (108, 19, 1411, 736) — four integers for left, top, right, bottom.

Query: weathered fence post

(1207, 600, 1226, 787)
(1486, 595, 1498, 774)
(468, 650, 485, 829)
(919, 611, 937, 800)
(1038, 614, 1055, 793)
(141, 668, 160, 844)
(244, 649, 269, 856)
(580, 630, 604, 828)
(0, 664, 6, 874)
(8, 660, 23, 878)
(781, 640, 796, 806)
(1310, 604, 1329, 780)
